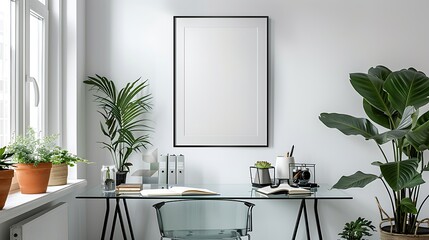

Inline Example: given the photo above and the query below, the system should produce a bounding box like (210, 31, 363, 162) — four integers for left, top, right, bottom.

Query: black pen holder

(249, 166, 275, 187)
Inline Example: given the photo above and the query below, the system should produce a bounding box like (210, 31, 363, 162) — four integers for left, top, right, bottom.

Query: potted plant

(319, 66, 429, 238)
(84, 75, 152, 185)
(0, 146, 14, 209)
(252, 161, 273, 186)
(338, 217, 376, 240)
(7, 129, 56, 194)
(48, 147, 88, 186)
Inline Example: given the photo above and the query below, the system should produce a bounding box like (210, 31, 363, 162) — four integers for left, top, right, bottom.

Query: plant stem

(377, 145, 389, 163)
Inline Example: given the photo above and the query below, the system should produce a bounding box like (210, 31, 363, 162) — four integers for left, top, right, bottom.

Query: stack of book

(116, 184, 142, 194)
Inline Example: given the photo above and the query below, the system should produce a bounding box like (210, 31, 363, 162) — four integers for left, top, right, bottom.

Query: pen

(290, 145, 294, 157)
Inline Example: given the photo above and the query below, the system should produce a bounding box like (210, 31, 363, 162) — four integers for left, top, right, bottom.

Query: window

(0, 0, 49, 144)
(0, 0, 11, 146)
(26, 0, 48, 135)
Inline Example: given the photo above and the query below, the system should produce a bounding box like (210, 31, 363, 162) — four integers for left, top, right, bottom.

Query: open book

(140, 187, 218, 196)
(256, 183, 311, 195)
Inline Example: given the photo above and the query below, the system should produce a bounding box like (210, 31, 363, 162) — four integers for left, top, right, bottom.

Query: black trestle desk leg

(123, 199, 135, 240)
(314, 199, 323, 240)
(101, 199, 110, 240)
(302, 200, 310, 240)
(110, 200, 118, 240)
(292, 200, 305, 240)
(116, 198, 127, 239)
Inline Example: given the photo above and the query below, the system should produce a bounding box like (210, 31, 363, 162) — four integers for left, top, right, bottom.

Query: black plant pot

(116, 171, 128, 186)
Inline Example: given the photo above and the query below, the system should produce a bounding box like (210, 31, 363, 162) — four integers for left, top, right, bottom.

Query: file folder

(168, 154, 177, 185)
(158, 154, 168, 185)
(176, 155, 185, 185)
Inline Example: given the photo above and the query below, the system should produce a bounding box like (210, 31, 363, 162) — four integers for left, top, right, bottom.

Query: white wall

(85, 0, 429, 239)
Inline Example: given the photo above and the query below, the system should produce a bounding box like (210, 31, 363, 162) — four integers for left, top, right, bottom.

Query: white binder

(158, 154, 168, 185)
(176, 155, 185, 185)
(168, 154, 177, 185)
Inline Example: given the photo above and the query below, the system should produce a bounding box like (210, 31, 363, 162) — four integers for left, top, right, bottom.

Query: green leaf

(400, 198, 417, 214)
(319, 113, 379, 140)
(384, 69, 429, 115)
(371, 161, 383, 166)
(397, 106, 416, 129)
(332, 171, 378, 189)
(379, 159, 424, 191)
(406, 119, 429, 151)
(350, 73, 393, 117)
(416, 111, 429, 128)
(368, 65, 392, 80)
(363, 99, 391, 129)
(371, 129, 408, 145)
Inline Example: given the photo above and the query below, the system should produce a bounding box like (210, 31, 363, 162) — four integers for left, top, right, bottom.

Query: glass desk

(76, 184, 352, 240)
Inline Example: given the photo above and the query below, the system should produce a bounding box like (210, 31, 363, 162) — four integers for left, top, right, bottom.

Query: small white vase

(275, 156, 294, 180)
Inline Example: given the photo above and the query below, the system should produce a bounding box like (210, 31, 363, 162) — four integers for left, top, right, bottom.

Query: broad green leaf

(368, 65, 392, 80)
(397, 106, 416, 129)
(319, 113, 379, 139)
(384, 69, 429, 115)
(350, 73, 393, 117)
(400, 198, 417, 214)
(332, 171, 378, 189)
(371, 129, 408, 145)
(379, 159, 424, 191)
(402, 173, 425, 189)
(363, 100, 391, 129)
(406, 119, 429, 151)
(371, 161, 383, 166)
(416, 111, 429, 128)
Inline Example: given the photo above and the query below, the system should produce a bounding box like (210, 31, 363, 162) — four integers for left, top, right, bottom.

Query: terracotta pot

(0, 169, 14, 209)
(380, 226, 429, 240)
(15, 163, 52, 194)
(48, 163, 68, 186)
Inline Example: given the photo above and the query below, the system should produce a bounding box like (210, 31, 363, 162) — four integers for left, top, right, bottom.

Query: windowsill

(0, 179, 87, 224)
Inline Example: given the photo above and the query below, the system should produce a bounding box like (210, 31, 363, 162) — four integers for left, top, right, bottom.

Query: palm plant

(84, 75, 152, 172)
(319, 66, 429, 234)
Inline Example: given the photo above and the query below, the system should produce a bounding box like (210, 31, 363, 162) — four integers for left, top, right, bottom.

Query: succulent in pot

(253, 161, 273, 186)
(319, 66, 429, 238)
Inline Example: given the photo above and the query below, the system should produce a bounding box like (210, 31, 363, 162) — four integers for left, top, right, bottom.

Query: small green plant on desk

(254, 161, 271, 169)
(338, 217, 376, 240)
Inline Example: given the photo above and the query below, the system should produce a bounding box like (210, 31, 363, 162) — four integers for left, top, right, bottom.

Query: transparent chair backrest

(154, 200, 254, 239)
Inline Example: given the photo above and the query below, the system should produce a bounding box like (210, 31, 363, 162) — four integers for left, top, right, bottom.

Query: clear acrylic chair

(153, 199, 255, 240)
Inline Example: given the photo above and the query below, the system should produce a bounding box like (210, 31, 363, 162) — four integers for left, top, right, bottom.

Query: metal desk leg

(116, 199, 127, 239)
(123, 199, 135, 240)
(303, 200, 310, 240)
(292, 200, 305, 240)
(101, 199, 110, 240)
(110, 200, 118, 240)
(314, 199, 323, 240)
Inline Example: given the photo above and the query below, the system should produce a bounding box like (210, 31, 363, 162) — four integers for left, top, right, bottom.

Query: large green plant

(84, 75, 152, 172)
(319, 66, 429, 234)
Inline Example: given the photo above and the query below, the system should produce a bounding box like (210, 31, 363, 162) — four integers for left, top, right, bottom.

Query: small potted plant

(48, 147, 88, 186)
(338, 217, 376, 240)
(0, 146, 14, 209)
(7, 129, 56, 194)
(252, 161, 273, 187)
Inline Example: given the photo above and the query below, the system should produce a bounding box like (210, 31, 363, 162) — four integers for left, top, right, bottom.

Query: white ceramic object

(275, 156, 294, 180)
